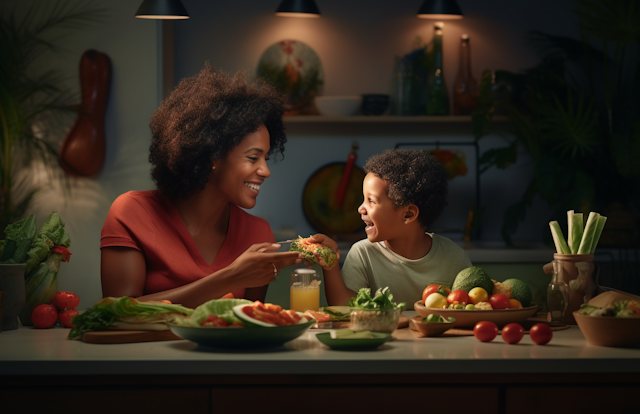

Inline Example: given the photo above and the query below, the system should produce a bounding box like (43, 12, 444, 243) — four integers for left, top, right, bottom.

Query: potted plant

(473, 0, 640, 246)
(0, 1, 104, 235)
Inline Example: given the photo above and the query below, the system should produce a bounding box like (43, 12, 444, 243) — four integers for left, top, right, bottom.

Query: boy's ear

(403, 205, 419, 224)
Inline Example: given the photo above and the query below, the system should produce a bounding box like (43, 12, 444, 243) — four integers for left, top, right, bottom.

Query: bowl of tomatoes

(414, 300, 539, 329)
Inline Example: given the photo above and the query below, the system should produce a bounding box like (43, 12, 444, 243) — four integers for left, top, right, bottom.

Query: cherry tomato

(447, 289, 470, 305)
(53, 291, 80, 311)
(501, 323, 524, 344)
(489, 293, 510, 310)
(468, 287, 489, 304)
(58, 308, 80, 328)
(31, 304, 58, 329)
(508, 299, 523, 309)
(474, 321, 498, 342)
(422, 284, 451, 304)
(529, 323, 553, 345)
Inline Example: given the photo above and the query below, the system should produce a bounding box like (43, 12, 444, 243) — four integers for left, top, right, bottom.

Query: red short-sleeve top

(100, 190, 275, 298)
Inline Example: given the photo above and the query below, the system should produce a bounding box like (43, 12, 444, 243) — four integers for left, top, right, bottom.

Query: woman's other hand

(229, 242, 302, 287)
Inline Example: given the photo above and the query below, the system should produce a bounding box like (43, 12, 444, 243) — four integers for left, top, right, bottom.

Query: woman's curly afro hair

(364, 149, 448, 230)
(148, 63, 287, 200)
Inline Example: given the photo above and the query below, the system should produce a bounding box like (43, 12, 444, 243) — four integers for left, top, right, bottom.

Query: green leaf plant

(473, 0, 640, 246)
(0, 1, 104, 237)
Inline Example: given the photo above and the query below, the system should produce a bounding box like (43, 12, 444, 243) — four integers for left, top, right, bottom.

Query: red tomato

(53, 291, 80, 311)
(422, 284, 451, 304)
(447, 289, 470, 305)
(201, 314, 228, 327)
(489, 293, 510, 310)
(529, 323, 553, 345)
(474, 321, 498, 342)
(501, 323, 524, 344)
(31, 304, 58, 329)
(58, 308, 80, 328)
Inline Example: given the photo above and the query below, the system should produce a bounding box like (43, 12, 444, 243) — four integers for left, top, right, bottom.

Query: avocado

(502, 279, 533, 307)
(451, 266, 494, 295)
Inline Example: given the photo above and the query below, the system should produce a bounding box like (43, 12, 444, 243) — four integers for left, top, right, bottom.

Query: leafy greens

(68, 297, 193, 339)
(349, 287, 405, 311)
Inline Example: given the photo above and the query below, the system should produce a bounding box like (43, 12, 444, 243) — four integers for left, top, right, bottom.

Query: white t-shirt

(341, 234, 472, 310)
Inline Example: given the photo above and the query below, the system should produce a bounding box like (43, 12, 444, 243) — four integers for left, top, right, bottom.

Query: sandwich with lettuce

(289, 236, 338, 270)
(68, 296, 193, 339)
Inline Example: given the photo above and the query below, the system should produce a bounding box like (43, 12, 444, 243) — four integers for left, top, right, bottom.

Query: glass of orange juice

(290, 268, 321, 312)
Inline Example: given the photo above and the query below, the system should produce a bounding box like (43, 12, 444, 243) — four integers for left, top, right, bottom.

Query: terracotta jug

(543, 253, 596, 325)
(59, 49, 111, 177)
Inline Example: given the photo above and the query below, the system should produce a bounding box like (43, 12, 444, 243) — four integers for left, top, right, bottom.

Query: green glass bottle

(427, 22, 450, 115)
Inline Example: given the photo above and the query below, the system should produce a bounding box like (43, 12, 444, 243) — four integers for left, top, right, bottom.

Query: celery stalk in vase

(569, 212, 584, 254)
(549, 221, 570, 254)
(577, 212, 599, 254)
(590, 215, 607, 254)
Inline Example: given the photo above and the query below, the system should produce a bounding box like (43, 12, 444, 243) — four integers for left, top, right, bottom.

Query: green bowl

(315, 331, 392, 350)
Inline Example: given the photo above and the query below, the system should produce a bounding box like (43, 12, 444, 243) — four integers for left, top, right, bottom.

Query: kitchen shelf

(282, 115, 510, 136)
(283, 115, 509, 124)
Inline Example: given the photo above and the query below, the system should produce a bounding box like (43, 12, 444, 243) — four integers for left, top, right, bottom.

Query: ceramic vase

(0, 263, 27, 331)
(553, 253, 596, 325)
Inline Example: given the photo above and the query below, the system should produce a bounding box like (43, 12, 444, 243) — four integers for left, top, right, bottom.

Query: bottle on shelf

(452, 34, 479, 115)
(547, 260, 569, 326)
(426, 22, 450, 116)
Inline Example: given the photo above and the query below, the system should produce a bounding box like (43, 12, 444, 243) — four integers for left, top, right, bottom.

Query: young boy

(315, 149, 472, 309)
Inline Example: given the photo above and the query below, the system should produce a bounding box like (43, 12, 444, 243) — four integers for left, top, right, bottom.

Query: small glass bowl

(349, 308, 402, 333)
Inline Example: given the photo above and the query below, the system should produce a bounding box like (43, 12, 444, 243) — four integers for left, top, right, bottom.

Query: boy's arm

(323, 266, 356, 306)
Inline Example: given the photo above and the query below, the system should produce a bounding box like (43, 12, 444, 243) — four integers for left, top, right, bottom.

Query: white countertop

(2, 312, 639, 377)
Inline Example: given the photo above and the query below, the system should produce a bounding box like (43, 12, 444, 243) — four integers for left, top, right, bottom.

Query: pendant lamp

(275, 0, 321, 18)
(417, 0, 463, 19)
(135, 0, 189, 20)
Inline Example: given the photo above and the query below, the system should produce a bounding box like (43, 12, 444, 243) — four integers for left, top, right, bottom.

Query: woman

(100, 64, 302, 308)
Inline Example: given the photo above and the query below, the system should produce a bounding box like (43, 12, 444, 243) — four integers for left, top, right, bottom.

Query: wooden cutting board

(409, 316, 569, 337)
(81, 330, 182, 344)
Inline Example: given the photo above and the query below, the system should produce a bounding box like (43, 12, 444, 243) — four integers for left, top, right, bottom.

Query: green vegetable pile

(69, 297, 194, 339)
(1, 213, 73, 325)
(423, 314, 455, 324)
(349, 287, 405, 311)
(579, 300, 639, 318)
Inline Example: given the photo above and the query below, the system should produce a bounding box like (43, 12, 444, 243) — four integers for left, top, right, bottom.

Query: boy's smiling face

(359, 172, 406, 242)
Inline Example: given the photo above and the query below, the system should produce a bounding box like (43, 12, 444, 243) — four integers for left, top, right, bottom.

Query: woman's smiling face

(211, 124, 271, 209)
(358, 172, 406, 242)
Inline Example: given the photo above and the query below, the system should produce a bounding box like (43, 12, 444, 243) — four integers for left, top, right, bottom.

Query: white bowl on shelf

(314, 95, 362, 116)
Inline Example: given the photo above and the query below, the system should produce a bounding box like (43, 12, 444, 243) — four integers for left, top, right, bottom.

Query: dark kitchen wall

(172, 0, 581, 242)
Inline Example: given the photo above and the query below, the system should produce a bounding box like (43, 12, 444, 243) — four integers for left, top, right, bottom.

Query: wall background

(7, 0, 580, 309)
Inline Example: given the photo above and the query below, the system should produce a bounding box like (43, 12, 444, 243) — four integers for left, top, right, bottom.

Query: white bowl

(314, 95, 362, 116)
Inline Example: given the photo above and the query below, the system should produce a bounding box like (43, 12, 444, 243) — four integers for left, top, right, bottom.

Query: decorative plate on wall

(302, 162, 365, 235)
(257, 40, 324, 114)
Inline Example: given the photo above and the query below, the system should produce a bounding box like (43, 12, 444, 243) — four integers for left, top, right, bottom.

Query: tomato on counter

(474, 321, 498, 342)
(501, 323, 524, 344)
(529, 323, 553, 345)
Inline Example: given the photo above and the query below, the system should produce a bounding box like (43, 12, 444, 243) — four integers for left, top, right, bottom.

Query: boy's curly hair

(148, 63, 287, 200)
(364, 149, 448, 230)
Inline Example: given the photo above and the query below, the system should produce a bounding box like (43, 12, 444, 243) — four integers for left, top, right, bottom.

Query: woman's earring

(212, 166, 216, 171)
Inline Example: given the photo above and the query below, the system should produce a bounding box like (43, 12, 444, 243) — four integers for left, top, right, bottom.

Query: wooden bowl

(411, 315, 454, 337)
(414, 301, 539, 329)
(573, 311, 640, 347)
